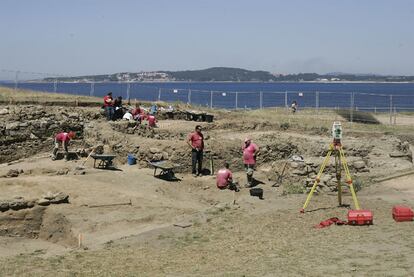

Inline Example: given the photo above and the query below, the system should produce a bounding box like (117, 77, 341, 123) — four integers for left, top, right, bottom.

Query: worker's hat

(244, 137, 251, 143)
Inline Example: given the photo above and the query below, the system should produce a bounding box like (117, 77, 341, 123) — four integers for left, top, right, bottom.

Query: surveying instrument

(300, 121, 360, 213)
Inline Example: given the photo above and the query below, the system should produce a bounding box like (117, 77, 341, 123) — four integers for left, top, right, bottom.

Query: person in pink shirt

(216, 162, 239, 191)
(242, 138, 259, 187)
(52, 131, 75, 160)
(187, 125, 204, 177)
(147, 114, 157, 127)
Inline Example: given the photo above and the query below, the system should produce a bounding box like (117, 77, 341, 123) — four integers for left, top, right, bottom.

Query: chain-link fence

(1, 79, 414, 125)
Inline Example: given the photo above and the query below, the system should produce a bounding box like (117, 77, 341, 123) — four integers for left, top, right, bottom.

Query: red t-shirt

(147, 115, 156, 127)
(216, 168, 232, 189)
(131, 107, 141, 117)
(55, 132, 70, 142)
(243, 143, 258, 165)
(188, 132, 204, 150)
(103, 95, 113, 107)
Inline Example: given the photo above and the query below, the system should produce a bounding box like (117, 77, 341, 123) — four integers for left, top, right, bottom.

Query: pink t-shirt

(188, 132, 204, 150)
(55, 132, 70, 142)
(216, 168, 232, 189)
(243, 143, 258, 165)
(147, 115, 156, 127)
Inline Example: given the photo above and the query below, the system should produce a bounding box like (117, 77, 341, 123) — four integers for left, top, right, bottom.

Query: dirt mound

(0, 206, 76, 247)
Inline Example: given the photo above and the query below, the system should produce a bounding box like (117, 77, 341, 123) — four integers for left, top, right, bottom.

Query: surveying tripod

(300, 139, 360, 213)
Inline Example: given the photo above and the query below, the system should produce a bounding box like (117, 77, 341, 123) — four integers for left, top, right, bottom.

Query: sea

(1, 82, 414, 111)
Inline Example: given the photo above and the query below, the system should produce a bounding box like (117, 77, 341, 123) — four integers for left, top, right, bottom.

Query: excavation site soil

(0, 90, 414, 276)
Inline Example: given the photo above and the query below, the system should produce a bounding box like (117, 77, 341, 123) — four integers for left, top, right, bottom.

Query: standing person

(52, 131, 75, 161)
(291, 100, 298, 113)
(103, 92, 114, 120)
(242, 138, 259, 187)
(187, 125, 204, 177)
(216, 162, 239, 191)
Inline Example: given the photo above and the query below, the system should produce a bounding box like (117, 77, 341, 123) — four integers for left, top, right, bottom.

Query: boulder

(0, 108, 9, 115)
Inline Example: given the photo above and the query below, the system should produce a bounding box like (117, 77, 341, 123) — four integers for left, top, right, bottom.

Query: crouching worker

(52, 131, 75, 161)
(216, 162, 239, 191)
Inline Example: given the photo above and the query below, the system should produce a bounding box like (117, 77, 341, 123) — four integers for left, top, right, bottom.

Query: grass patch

(336, 109, 380, 124)
(283, 183, 305, 194)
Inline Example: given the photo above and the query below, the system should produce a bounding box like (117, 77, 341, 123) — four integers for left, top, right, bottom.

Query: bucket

(127, 154, 136, 165)
(249, 188, 263, 199)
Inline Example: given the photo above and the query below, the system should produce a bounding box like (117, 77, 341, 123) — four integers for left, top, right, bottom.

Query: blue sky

(1, 0, 414, 79)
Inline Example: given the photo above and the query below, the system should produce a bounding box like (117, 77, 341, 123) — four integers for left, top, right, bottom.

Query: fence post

(126, 83, 130, 101)
(235, 92, 238, 109)
(90, 82, 95, 97)
(210, 91, 213, 108)
(393, 106, 397, 125)
(14, 70, 20, 91)
(158, 88, 161, 101)
(350, 92, 354, 124)
(53, 79, 58, 92)
(315, 91, 319, 113)
(389, 95, 393, 125)
(188, 89, 191, 104)
(259, 91, 263, 109)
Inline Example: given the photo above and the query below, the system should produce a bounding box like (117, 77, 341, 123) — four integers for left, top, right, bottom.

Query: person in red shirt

(52, 131, 75, 160)
(216, 162, 239, 191)
(242, 138, 259, 187)
(147, 114, 157, 127)
(103, 92, 114, 121)
(187, 125, 204, 177)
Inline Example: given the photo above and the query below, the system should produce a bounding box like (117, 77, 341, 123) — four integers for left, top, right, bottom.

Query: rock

(56, 169, 69, 175)
(29, 133, 38, 139)
(152, 153, 163, 161)
(0, 201, 9, 212)
(5, 122, 20, 130)
(162, 151, 169, 160)
(150, 147, 160, 154)
(37, 198, 50, 206)
(42, 192, 55, 200)
(0, 108, 9, 115)
(49, 192, 69, 204)
(353, 161, 366, 170)
(6, 169, 20, 178)
(9, 199, 28, 210)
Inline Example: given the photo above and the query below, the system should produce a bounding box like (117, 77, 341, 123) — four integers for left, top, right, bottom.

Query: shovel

(272, 161, 289, 187)
(75, 146, 96, 170)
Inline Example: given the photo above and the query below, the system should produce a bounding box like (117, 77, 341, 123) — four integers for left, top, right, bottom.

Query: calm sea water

(2, 82, 414, 111)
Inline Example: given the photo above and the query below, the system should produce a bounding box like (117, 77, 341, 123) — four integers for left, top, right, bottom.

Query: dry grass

(1, 198, 413, 276)
(0, 86, 100, 104)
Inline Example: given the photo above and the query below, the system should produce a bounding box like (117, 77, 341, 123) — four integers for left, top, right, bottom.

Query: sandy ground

(0, 153, 413, 276)
(0, 104, 413, 275)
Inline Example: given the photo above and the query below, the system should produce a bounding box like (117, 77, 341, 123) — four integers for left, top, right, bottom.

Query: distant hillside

(41, 67, 414, 83)
(163, 67, 275, 82)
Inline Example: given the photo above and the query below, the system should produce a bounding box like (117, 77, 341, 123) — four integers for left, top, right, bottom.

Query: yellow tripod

(300, 141, 360, 213)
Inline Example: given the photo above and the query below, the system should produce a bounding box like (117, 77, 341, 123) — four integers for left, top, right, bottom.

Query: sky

(1, 0, 414, 79)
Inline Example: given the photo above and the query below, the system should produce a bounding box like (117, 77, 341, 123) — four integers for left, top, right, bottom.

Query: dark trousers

(105, 106, 114, 121)
(191, 149, 203, 174)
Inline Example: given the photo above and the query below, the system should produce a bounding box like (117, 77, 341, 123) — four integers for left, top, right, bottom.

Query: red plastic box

(347, 210, 373, 225)
(392, 206, 414, 222)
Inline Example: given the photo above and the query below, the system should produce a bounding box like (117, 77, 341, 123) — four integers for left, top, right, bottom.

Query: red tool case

(392, 206, 414, 222)
(347, 210, 373, 225)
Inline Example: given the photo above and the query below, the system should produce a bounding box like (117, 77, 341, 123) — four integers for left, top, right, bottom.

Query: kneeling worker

(52, 131, 75, 160)
(216, 162, 239, 191)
